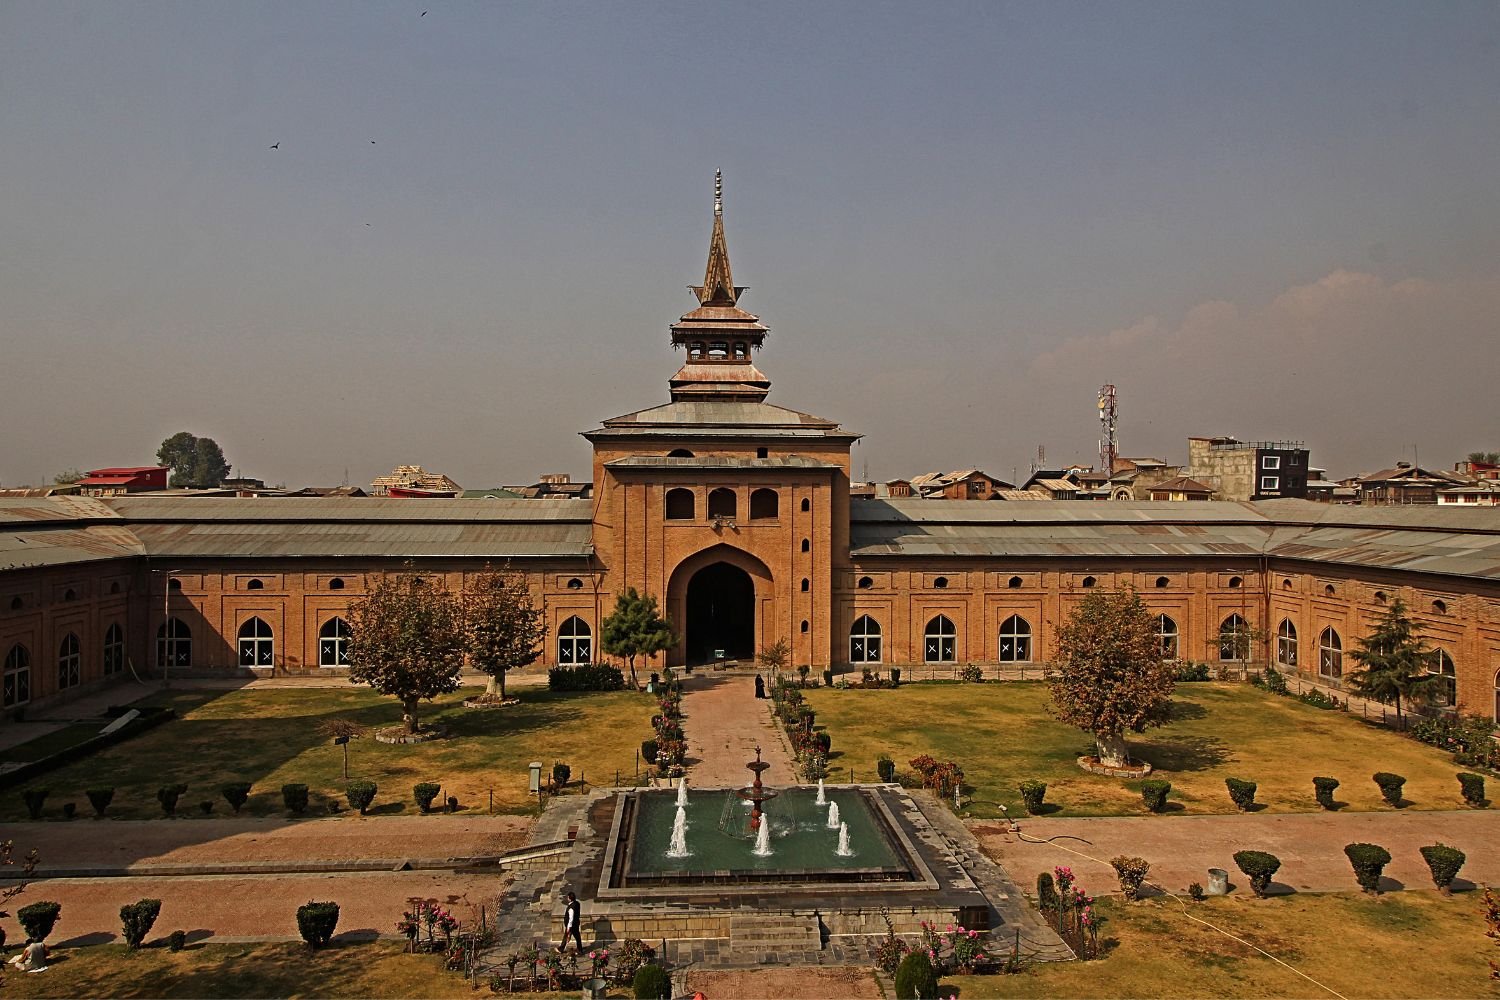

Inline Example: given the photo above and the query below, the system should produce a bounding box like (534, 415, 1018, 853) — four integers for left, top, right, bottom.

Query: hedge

(548, 664, 625, 691)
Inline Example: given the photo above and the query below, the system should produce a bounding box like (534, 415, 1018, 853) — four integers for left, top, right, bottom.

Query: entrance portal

(685, 562, 755, 664)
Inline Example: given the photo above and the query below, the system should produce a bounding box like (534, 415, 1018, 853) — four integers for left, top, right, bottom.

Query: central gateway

(684, 562, 755, 664)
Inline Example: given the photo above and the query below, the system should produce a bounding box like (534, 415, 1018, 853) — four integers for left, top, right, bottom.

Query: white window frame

(849, 615, 882, 663)
(1276, 619, 1298, 667)
(1318, 627, 1342, 678)
(4, 644, 31, 708)
(1156, 614, 1179, 660)
(924, 615, 957, 663)
(238, 617, 274, 667)
(319, 617, 351, 667)
(1261, 476, 1279, 491)
(558, 616, 592, 665)
(103, 623, 125, 676)
(999, 615, 1032, 663)
(157, 618, 191, 669)
(1263, 455, 1281, 470)
(57, 633, 81, 689)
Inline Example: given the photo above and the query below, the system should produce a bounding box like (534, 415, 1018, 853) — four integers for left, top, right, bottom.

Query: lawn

(950, 891, 1496, 998)
(805, 681, 1473, 817)
(1, 685, 651, 821)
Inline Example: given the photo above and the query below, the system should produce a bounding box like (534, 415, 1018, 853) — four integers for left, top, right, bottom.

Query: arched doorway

(685, 562, 755, 664)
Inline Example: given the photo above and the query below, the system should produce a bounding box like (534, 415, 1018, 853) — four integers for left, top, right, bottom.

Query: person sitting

(8, 938, 48, 973)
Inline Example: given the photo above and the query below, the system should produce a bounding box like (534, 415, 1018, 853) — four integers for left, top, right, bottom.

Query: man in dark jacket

(559, 891, 583, 953)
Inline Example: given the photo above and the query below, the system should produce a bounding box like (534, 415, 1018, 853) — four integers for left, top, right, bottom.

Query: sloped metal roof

(604, 456, 841, 470)
(107, 497, 593, 523)
(0, 496, 122, 526)
(0, 525, 144, 571)
(125, 521, 592, 559)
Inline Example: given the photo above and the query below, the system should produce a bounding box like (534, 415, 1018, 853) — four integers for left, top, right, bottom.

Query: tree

(156, 431, 231, 488)
(1346, 596, 1438, 725)
(1048, 588, 1176, 768)
(1466, 451, 1500, 466)
(346, 569, 465, 733)
(51, 468, 83, 485)
(464, 567, 545, 699)
(600, 588, 676, 689)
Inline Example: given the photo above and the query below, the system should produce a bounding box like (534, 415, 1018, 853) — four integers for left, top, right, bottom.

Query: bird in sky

(370, 140, 376, 144)
(421, 10, 427, 16)
(269, 142, 280, 149)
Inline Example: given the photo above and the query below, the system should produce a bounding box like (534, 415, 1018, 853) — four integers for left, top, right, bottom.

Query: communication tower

(1098, 384, 1118, 475)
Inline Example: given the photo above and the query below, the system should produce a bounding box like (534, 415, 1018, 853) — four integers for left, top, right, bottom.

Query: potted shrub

(552, 762, 572, 791)
(345, 780, 378, 815)
(1110, 855, 1151, 901)
(822, 668, 834, 688)
(282, 783, 310, 815)
(1225, 777, 1258, 811)
(413, 782, 441, 814)
(632, 963, 671, 999)
(17, 901, 62, 942)
(876, 755, 896, 783)
(296, 900, 340, 948)
(86, 788, 114, 819)
(641, 740, 658, 766)
(157, 783, 188, 817)
(1457, 772, 1486, 807)
(889, 667, 901, 686)
(1312, 776, 1340, 810)
(1139, 779, 1171, 813)
(1019, 780, 1048, 815)
(1232, 850, 1281, 898)
(1372, 772, 1406, 807)
(1344, 842, 1392, 894)
(1419, 843, 1466, 896)
(221, 782, 252, 815)
(120, 898, 162, 949)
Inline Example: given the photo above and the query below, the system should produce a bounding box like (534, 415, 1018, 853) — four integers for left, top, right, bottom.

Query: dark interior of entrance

(685, 562, 755, 664)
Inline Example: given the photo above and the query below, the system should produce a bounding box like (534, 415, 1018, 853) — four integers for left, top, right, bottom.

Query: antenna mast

(1098, 384, 1117, 475)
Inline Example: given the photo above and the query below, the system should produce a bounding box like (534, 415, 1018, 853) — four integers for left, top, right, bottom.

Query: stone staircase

(725, 911, 824, 965)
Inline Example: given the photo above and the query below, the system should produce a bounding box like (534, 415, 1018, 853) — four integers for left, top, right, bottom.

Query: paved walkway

(974, 809, 1500, 897)
(678, 673, 796, 786)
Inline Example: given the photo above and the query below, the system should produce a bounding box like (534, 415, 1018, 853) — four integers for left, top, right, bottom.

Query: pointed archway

(684, 562, 755, 664)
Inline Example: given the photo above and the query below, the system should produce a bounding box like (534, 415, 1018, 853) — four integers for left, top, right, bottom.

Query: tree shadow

(365, 801, 407, 816)
(1029, 802, 1064, 816)
(55, 931, 114, 947)
(1264, 880, 1299, 896)
(1449, 878, 1478, 894)
(1133, 736, 1232, 773)
(1376, 875, 1406, 893)
(1168, 701, 1209, 722)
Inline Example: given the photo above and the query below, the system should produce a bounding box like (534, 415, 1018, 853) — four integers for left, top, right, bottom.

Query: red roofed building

(76, 467, 169, 497)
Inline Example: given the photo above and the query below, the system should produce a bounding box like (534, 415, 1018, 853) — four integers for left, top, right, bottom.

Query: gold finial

(714, 169, 722, 217)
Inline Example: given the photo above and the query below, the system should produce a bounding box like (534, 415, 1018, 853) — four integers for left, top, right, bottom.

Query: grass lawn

(0, 940, 630, 999)
(951, 891, 1495, 998)
(1, 724, 106, 764)
(1, 685, 650, 821)
(805, 681, 1472, 817)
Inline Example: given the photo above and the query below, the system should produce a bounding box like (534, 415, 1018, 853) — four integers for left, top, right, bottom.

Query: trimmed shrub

(1225, 777, 1258, 811)
(1373, 772, 1406, 807)
(282, 783, 310, 815)
(445, 795, 458, 813)
(168, 930, 186, 952)
(1110, 855, 1151, 901)
(157, 783, 188, 817)
(1174, 661, 1211, 682)
(894, 950, 940, 1000)
(813, 731, 831, 755)
(641, 740, 659, 765)
(822, 668, 834, 688)
(552, 762, 571, 788)
(1232, 850, 1282, 898)
(1036, 871, 1057, 913)
(61, 802, 77, 820)
(890, 667, 901, 686)
(221, 782, 252, 814)
(876, 756, 896, 783)
(296, 901, 340, 948)
(1313, 776, 1340, 810)
(1019, 779, 1048, 815)
(631, 963, 671, 999)
(1188, 881, 1205, 902)
(86, 787, 114, 818)
(548, 664, 625, 692)
(120, 898, 162, 949)
(17, 901, 62, 941)
(413, 782, 441, 813)
(345, 780, 377, 815)
(1457, 772, 1486, 807)
(1344, 842, 1392, 893)
(22, 788, 47, 820)
(1139, 779, 1171, 813)
(958, 664, 984, 683)
(1262, 665, 1289, 695)
(1419, 843, 1466, 894)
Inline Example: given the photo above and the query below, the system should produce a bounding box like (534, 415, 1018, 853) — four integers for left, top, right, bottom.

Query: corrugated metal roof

(850, 521, 1274, 559)
(0, 525, 144, 571)
(604, 456, 841, 470)
(0, 496, 122, 527)
(599, 400, 839, 427)
(851, 498, 1275, 524)
(106, 497, 593, 523)
(126, 521, 591, 559)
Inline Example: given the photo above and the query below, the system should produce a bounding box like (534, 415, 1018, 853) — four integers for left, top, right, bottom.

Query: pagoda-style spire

(690, 169, 744, 306)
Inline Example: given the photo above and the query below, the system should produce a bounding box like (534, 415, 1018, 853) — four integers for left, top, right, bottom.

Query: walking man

(559, 891, 583, 953)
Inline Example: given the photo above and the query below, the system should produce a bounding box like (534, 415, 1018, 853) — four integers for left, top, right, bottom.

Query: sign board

(714, 649, 726, 659)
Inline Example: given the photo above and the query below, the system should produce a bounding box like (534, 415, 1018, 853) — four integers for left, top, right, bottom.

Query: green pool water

(627, 786, 905, 876)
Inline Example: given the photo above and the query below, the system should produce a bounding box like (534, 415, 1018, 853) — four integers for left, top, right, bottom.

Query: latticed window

(319, 617, 350, 667)
(849, 615, 881, 663)
(1318, 627, 1342, 678)
(558, 616, 592, 664)
(924, 615, 956, 663)
(3, 644, 31, 707)
(103, 623, 125, 676)
(1219, 614, 1248, 661)
(999, 615, 1032, 662)
(1156, 614, 1179, 660)
(1276, 619, 1298, 667)
(238, 617, 274, 667)
(1426, 649, 1456, 708)
(57, 633, 81, 689)
(157, 618, 191, 669)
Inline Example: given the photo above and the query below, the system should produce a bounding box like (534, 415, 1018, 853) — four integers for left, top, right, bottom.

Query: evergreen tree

(464, 567, 544, 699)
(600, 588, 676, 688)
(1346, 597, 1438, 725)
(1048, 588, 1176, 767)
(156, 431, 231, 488)
(346, 569, 465, 733)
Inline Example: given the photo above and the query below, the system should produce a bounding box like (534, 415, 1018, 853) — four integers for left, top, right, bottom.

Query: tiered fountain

(735, 745, 779, 839)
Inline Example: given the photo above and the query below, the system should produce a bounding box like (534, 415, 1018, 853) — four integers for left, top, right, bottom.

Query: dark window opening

(1081, 576, 1097, 588)
(800, 498, 811, 512)
(749, 488, 778, 520)
(1007, 576, 1022, 589)
(567, 578, 583, 590)
(934, 577, 949, 589)
(1155, 576, 1170, 588)
(668, 449, 694, 458)
(708, 488, 737, 519)
(857, 576, 873, 589)
(329, 577, 345, 590)
(665, 488, 696, 520)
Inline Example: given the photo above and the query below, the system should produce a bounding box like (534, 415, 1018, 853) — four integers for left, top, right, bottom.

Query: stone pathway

(678, 673, 796, 786)
(975, 809, 1500, 897)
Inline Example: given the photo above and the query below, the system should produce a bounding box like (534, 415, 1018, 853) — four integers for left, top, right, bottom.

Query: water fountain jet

(752, 817, 773, 856)
(666, 805, 690, 858)
(815, 778, 826, 805)
(677, 778, 689, 807)
(835, 821, 853, 857)
(826, 800, 841, 829)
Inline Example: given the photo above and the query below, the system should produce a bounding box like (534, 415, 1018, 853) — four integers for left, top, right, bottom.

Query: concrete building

(1188, 437, 1311, 501)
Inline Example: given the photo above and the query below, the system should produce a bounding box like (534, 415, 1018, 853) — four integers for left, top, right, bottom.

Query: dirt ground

(683, 966, 882, 1000)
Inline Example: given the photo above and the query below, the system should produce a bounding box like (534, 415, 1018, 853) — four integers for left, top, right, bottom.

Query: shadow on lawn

(1132, 735, 1232, 773)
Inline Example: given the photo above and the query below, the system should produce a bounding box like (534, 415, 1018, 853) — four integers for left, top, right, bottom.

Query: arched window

(665, 488, 695, 520)
(667, 449, 695, 459)
(110, 581, 121, 594)
(749, 488, 778, 520)
(328, 578, 345, 590)
(319, 617, 351, 668)
(924, 615, 957, 663)
(801, 538, 810, 553)
(709, 341, 728, 358)
(1276, 619, 1298, 668)
(850, 615, 881, 663)
(934, 577, 949, 589)
(800, 578, 810, 593)
(1081, 576, 1097, 588)
(999, 615, 1032, 663)
(1373, 590, 1386, 604)
(63, 588, 77, 602)
(168, 578, 182, 592)
(1228, 576, 1243, 589)
(1318, 627, 1342, 678)
(1156, 614, 1179, 660)
(1282, 579, 1293, 591)
(1155, 576, 1170, 589)
(3, 644, 30, 707)
(57, 633, 81, 689)
(1324, 583, 1336, 597)
(707, 488, 737, 519)
(1432, 599, 1448, 614)
(800, 620, 809, 634)
(801, 498, 811, 513)
(157, 618, 191, 669)
(8, 597, 20, 611)
(1007, 576, 1023, 589)
(1219, 614, 1249, 661)
(238, 617, 274, 667)
(558, 616, 591, 665)
(1426, 650, 1456, 708)
(246, 578, 265, 591)
(103, 623, 125, 676)
(857, 576, 873, 589)
(566, 578, 583, 590)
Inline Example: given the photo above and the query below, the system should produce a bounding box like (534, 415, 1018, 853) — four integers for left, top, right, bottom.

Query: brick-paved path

(975, 809, 1500, 897)
(678, 673, 796, 787)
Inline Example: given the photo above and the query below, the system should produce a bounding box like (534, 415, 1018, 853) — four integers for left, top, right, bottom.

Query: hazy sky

(3, 1, 1498, 488)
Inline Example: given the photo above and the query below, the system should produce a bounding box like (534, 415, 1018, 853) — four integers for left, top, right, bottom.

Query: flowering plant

(587, 947, 611, 979)
(944, 924, 987, 970)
